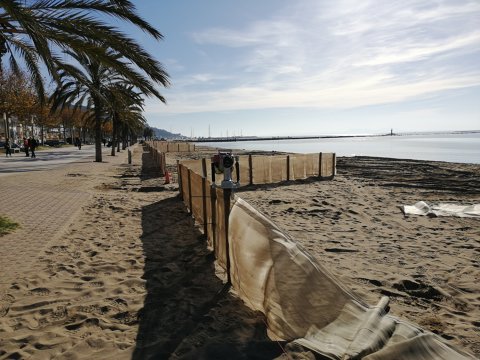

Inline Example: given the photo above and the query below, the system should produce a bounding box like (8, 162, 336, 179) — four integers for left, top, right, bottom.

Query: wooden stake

(248, 154, 253, 185)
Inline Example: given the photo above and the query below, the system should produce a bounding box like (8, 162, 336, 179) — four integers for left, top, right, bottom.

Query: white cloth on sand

(401, 201, 480, 217)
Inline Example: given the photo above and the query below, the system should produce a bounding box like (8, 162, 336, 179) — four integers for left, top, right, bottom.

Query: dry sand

(0, 145, 479, 359)
(238, 156, 480, 357)
(0, 146, 283, 360)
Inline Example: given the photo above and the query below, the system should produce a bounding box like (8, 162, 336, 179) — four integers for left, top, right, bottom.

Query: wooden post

(210, 185, 217, 253)
(286, 155, 290, 181)
(202, 177, 208, 236)
(161, 153, 166, 176)
(177, 161, 183, 200)
(201, 158, 207, 178)
(248, 154, 253, 185)
(332, 153, 336, 177)
(319, 152, 323, 178)
(223, 188, 232, 284)
(177, 143, 180, 152)
(188, 169, 193, 213)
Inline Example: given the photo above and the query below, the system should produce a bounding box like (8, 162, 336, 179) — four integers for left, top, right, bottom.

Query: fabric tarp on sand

(401, 201, 480, 218)
(228, 197, 474, 359)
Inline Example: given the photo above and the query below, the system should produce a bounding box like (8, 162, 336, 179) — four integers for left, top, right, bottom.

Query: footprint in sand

(65, 317, 100, 332)
(0, 294, 15, 317)
(28, 288, 51, 296)
(107, 297, 128, 310)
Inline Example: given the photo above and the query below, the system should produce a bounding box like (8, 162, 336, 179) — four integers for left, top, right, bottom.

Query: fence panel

(205, 180, 214, 249)
(305, 153, 319, 177)
(291, 155, 306, 180)
(190, 171, 204, 226)
(215, 187, 228, 270)
(321, 153, 334, 177)
(271, 156, 288, 182)
(238, 155, 251, 185)
(252, 156, 272, 184)
(180, 165, 190, 210)
(181, 159, 203, 175)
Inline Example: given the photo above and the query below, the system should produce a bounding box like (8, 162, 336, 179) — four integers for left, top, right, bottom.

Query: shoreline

(191, 129, 480, 143)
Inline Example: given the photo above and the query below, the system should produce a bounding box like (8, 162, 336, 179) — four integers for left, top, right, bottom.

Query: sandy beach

(238, 155, 480, 356)
(0, 145, 479, 359)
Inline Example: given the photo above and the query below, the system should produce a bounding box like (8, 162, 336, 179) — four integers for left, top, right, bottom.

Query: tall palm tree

(0, 1, 169, 97)
(105, 82, 145, 156)
(52, 48, 160, 161)
(1, 1, 169, 160)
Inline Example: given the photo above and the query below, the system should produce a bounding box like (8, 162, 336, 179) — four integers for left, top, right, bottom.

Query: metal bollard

(128, 149, 132, 164)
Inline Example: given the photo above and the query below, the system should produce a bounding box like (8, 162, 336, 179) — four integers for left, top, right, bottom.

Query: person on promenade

(4, 139, 12, 157)
(102, 138, 107, 147)
(30, 137, 37, 158)
(76, 138, 82, 150)
(23, 137, 30, 157)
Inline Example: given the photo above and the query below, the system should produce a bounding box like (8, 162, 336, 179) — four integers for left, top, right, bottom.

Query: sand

(0, 145, 479, 359)
(0, 146, 283, 360)
(238, 156, 480, 356)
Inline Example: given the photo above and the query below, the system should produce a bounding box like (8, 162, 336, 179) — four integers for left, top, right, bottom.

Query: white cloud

(355, 31, 480, 66)
(164, 0, 480, 114)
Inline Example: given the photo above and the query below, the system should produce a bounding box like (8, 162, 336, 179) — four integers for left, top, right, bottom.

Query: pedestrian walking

(4, 139, 12, 157)
(76, 138, 82, 150)
(23, 137, 30, 157)
(30, 137, 37, 158)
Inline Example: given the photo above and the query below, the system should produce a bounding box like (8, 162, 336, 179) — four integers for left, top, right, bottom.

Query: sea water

(197, 133, 480, 164)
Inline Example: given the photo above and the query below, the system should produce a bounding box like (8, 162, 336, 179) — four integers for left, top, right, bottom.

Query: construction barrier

(146, 142, 473, 360)
(147, 140, 195, 153)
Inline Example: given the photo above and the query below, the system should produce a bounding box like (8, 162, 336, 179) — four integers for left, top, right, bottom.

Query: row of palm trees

(0, 0, 169, 161)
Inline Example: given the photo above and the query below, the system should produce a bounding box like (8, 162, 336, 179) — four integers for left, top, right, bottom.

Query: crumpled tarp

(229, 197, 475, 359)
(401, 201, 480, 217)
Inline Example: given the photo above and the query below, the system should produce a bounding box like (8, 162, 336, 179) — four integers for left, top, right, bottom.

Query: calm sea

(197, 133, 480, 164)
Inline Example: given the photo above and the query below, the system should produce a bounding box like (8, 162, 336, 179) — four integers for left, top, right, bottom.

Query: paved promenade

(0, 146, 128, 289)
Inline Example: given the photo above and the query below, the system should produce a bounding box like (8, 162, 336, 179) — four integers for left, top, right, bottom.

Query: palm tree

(1, 1, 169, 160)
(105, 82, 146, 156)
(0, 1, 169, 97)
(52, 47, 160, 161)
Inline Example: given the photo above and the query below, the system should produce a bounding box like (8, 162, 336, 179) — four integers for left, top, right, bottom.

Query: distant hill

(152, 127, 186, 140)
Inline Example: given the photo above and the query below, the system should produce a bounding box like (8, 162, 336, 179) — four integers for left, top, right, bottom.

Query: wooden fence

(147, 140, 195, 153)
(144, 141, 336, 280)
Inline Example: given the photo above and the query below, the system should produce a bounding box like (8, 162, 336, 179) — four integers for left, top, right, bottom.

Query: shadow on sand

(133, 149, 285, 360)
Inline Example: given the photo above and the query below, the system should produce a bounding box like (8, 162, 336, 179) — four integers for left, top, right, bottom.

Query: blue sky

(129, 0, 479, 137)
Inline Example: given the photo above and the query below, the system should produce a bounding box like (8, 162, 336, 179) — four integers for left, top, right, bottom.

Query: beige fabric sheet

(320, 153, 335, 177)
(179, 153, 336, 187)
(291, 155, 306, 180)
(205, 181, 214, 249)
(214, 187, 228, 270)
(238, 155, 251, 185)
(271, 156, 288, 182)
(190, 171, 204, 226)
(180, 165, 190, 210)
(305, 153, 319, 177)
(228, 197, 474, 360)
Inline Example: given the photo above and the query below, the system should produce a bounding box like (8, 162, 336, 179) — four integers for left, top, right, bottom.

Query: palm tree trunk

(117, 122, 122, 153)
(111, 114, 117, 156)
(93, 98, 103, 162)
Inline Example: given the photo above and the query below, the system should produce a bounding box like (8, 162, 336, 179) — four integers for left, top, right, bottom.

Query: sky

(128, 0, 479, 137)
